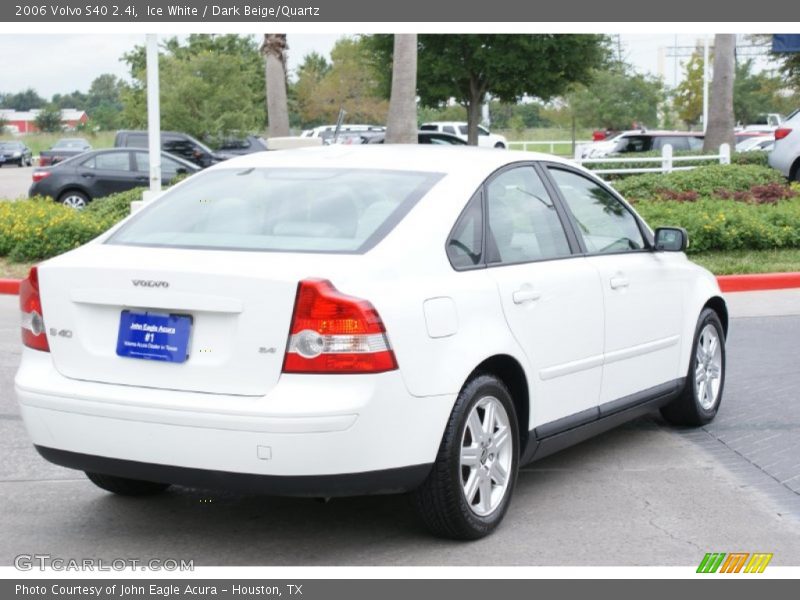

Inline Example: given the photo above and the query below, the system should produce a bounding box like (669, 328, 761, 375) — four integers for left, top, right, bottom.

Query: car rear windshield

(107, 167, 443, 254)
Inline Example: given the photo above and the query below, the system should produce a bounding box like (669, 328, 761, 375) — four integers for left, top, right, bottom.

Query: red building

(0, 109, 88, 133)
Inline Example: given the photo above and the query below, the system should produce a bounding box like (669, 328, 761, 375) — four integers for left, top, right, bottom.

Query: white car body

(735, 135, 774, 153)
(768, 110, 800, 180)
(15, 146, 726, 536)
(420, 122, 507, 148)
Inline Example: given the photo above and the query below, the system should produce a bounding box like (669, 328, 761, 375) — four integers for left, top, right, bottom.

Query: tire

(412, 373, 519, 540)
(59, 190, 90, 209)
(85, 472, 171, 496)
(661, 308, 726, 426)
(17, 160, 24, 168)
(494, 142, 506, 149)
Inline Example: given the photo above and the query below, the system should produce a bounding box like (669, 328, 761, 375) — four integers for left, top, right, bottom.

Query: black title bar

(0, 0, 792, 22)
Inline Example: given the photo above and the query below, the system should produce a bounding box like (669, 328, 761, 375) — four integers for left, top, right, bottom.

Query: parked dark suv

(114, 131, 235, 168)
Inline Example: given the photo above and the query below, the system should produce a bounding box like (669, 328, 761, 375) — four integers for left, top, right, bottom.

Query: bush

(85, 187, 146, 224)
(731, 151, 770, 167)
(636, 197, 800, 254)
(614, 164, 785, 201)
(0, 197, 114, 262)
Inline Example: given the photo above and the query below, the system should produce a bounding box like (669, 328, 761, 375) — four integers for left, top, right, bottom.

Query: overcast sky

(0, 33, 778, 100)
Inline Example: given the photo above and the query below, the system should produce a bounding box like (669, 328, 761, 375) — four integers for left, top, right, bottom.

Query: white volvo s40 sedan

(15, 146, 727, 539)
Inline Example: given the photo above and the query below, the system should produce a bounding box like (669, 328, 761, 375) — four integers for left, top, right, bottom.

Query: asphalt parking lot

(0, 164, 33, 199)
(1, 291, 799, 566)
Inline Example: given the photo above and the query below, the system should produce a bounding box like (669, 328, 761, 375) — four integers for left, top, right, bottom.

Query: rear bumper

(35, 446, 432, 497)
(15, 348, 455, 495)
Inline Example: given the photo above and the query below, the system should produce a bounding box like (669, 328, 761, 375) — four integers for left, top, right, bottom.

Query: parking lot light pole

(145, 33, 161, 198)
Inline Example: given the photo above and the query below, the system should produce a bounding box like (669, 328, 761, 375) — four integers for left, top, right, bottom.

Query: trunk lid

(38, 244, 358, 396)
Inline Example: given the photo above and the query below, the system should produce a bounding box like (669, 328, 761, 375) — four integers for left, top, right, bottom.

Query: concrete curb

(716, 272, 800, 293)
(3, 273, 800, 296)
(0, 279, 20, 295)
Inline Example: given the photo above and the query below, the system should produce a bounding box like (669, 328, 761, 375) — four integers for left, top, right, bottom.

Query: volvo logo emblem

(132, 280, 170, 288)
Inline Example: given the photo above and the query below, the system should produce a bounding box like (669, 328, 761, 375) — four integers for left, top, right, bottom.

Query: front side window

(108, 168, 442, 254)
(443, 126, 456, 134)
(485, 166, 571, 264)
(548, 168, 645, 254)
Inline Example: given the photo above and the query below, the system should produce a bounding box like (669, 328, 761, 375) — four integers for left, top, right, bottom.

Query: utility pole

(145, 33, 161, 197)
(702, 36, 710, 133)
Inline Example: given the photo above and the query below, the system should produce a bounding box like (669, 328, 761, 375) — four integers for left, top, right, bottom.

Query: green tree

(121, 34, 266, 141)
(51, 90, 88, 109)
(673, 50, 705, 128)
(34, 105, 63, 132)
(295, 37, 389, 126)
(569, 67, 665, 130)
(293, 52, 331, 127)
(733, 60, 797, 124)
(3, 88, 46, 111)
(370, 34, 608, 144)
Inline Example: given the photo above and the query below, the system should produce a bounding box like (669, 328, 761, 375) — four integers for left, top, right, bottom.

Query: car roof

(203, 145, 574, 178)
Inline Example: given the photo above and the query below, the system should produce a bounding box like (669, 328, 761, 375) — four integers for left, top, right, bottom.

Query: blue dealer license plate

(116, 311, 192, 363)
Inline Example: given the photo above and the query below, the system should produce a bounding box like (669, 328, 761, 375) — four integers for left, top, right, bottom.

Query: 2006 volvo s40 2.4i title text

(15, 146, 727, 539)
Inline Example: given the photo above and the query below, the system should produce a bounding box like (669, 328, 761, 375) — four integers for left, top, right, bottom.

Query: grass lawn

(0, 131, 116, 156)
(690, 249, 800, 276)
(2, 250, 799, 281)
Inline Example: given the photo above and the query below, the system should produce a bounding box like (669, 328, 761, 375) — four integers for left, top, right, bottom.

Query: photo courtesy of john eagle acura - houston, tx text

(15, 145, 727, 539)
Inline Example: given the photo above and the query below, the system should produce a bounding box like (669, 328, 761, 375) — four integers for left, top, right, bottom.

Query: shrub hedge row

(0, 162, 797, 264)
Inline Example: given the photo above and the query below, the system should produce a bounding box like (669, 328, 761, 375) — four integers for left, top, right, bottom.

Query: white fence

(507, 140, 592, 154)
(574, 143, 731, 176)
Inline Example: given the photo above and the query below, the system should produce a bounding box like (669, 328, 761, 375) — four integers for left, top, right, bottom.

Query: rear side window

(108, 168, 443, 254)
(447, 192, 483, 269)
(443, 126, 456, 135)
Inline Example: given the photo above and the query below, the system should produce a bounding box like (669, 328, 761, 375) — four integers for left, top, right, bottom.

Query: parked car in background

(420, 122, 508, 148)
(39, 138, 92, 166)
(580, 131, 704, 158)
(365, 131, 469, 145)
(16, 146, 726, 539)
(300, 124, 386, 139)
(735, 135, 774, 153)
(769, 110, 800, 181)
(114, 130, 236, 168)
(0, 141, 33, 167)
(215, 135, 269, 155)
(29, 148, 200, 209)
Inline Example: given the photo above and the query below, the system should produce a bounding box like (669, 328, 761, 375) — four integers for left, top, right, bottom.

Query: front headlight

(12, 152, 21, 157)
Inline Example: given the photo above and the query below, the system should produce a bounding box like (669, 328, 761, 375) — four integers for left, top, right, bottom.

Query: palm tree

(385, 34, 418, 144)
(261, 34, 290, 137)
(703, 34, 736, 153)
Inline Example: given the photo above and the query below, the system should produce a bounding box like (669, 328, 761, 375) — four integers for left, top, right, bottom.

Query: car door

(546, 166, 685, 407)
(482, 164, 605, 431)
(79, 151, 137, 197)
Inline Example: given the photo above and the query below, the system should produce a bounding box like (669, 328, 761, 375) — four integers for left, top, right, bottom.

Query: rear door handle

(512, 289, 542, 304)
(610, 276, 630, 290)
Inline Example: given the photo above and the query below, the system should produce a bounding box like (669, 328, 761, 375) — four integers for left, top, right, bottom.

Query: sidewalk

(724, 288, 800, 318)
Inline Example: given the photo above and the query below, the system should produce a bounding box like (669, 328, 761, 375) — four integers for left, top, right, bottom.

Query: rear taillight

(32, 170, 51, 183)
(282, 279, 397, 374)
(775, 128, 792, 141)
(20, 267, 49, 352)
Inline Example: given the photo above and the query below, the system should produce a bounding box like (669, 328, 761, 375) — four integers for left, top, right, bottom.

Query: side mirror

(654, 227, 688, 252)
